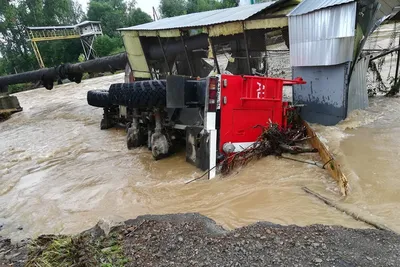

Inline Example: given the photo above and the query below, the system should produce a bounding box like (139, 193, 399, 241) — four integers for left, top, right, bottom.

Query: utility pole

(153, 7, 159, 21)
(395, 32, 400, 84)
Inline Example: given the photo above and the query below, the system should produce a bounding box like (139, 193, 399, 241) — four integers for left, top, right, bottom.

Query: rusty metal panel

(287, 0, 354, 16)
(288, 2, 356, 66)
(119, 2, 278, 31)
(347, 56, 370, 114)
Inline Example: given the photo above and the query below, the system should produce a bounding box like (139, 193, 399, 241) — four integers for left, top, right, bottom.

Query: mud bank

(1, 213, 399, 266)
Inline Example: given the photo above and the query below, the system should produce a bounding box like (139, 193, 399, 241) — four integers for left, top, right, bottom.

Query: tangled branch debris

(386, 80, 400, 97)
(220, 123, 317, 175)
(369, 61, 388, 94)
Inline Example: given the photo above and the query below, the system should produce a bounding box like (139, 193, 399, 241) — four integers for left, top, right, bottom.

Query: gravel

(1, 213, 400, 266)
(123, 213, 400, 267)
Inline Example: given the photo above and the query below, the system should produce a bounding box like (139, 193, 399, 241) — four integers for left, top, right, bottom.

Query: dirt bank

(1, 213, 399, 266)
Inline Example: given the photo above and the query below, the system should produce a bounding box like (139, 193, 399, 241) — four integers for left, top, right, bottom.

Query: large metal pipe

(66, 52, 128, 74)
(0, 34, 209, 92)
(0, 53, 128, 91)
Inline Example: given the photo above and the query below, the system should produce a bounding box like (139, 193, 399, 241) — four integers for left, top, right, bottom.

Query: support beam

(157, 34, 171, 74)
(180, 31, 194, 77)
(208, 37, 221, 74)
(395, 34, 400, 84)
(31, 41, 45, 69)
(242, 23, 252, 75)
(370, 45, 400, 61)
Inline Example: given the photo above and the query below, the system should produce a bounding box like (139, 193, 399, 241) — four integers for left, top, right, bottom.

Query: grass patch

(26, 232, 129, 267)
(8, 83, 34, 94)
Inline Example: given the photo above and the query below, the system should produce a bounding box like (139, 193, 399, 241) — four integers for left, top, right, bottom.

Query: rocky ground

(0, 213, 399, 266)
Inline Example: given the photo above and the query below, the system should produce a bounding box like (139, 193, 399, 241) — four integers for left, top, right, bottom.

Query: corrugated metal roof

(376, 0, 400, 20)
(288, 0, 354, 16)
(119, 2, 278, 31)
(26, 21, 100, 31)
(76, 21, 101, 27)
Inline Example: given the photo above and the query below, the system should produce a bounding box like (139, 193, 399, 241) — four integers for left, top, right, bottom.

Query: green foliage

(78, 54, 85, 62)
(187, 0, 222, 14)
(159, 0, 239, 18)
(93, 35, 124, 57)
(159, 0, 188, 18)
(87, 0, 151, 36)
(26, 235, 97, 267)
(26, 232, 129, 267)
(8, 84, 31, 94)
(0, 0, 85, 73)
(87, 0, 127, 37)
(0, 58, 7, 76)
(126, 7, 152, 27)
(221, 0, 240, 8)
(110, 46, 126, 55)
(38, 39, 83, 67)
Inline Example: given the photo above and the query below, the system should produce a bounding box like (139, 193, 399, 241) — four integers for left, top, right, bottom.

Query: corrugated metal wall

(347, 56, 370, 114)
(288, 2, 357, 66)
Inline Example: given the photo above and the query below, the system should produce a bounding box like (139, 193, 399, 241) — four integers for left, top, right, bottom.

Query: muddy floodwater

(1, 73, 399, 241)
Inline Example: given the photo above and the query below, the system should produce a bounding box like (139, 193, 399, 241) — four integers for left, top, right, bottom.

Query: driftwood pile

(220, 123, 317, 175)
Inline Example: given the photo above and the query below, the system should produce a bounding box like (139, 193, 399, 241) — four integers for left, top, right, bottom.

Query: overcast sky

(78, 0, 161, 17)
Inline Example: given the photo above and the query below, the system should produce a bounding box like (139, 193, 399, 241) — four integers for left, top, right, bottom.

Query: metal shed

(288, 0, 400, 125)
(118, 0, 300, 79)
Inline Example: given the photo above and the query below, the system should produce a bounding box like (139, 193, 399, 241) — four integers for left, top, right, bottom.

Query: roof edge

(287, 0, 355, 17)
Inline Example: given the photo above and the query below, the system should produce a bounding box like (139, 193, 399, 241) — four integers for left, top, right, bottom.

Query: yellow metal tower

(27, 21, 103, 68)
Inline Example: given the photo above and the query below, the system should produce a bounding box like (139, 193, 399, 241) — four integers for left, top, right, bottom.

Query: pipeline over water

(0, 53, 128, 92)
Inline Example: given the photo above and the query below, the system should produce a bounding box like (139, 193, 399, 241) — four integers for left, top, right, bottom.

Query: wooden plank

(303, 120, 349, 196)
(303, 187, 395, 232)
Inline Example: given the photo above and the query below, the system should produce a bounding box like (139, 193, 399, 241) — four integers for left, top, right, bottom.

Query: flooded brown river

(1, 73, 399, 241)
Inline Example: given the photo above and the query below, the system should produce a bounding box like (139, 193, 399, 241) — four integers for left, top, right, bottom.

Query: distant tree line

(159, 0, 239, 18)
(0, 0, 151, 75)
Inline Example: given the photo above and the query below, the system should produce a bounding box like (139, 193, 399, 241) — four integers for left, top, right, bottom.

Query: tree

(220, 0, 239, 8)
(159, 0, 239, 18)
(126, 7, 152, 27)
(0, 0, 85, 73)
(159, 0, 187, 18)
(186, 0, 221, 14)
(93, 35, 123, 57)
(87, 0, 127, 36)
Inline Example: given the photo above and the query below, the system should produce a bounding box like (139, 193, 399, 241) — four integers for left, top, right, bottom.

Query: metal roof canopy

(119, 0, 294, 32)
(120, 0, 297, 80)
(26, 21, 101, 31)
(287, 0, 354, 16)
(288, 0, 400, 21)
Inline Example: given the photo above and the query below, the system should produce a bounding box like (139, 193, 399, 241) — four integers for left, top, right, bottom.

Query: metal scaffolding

(27, 21, 103, 68)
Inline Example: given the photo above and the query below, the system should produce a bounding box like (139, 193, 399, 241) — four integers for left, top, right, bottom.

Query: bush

(93, 35, 124, 57)
(8, 84, 31, 94)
